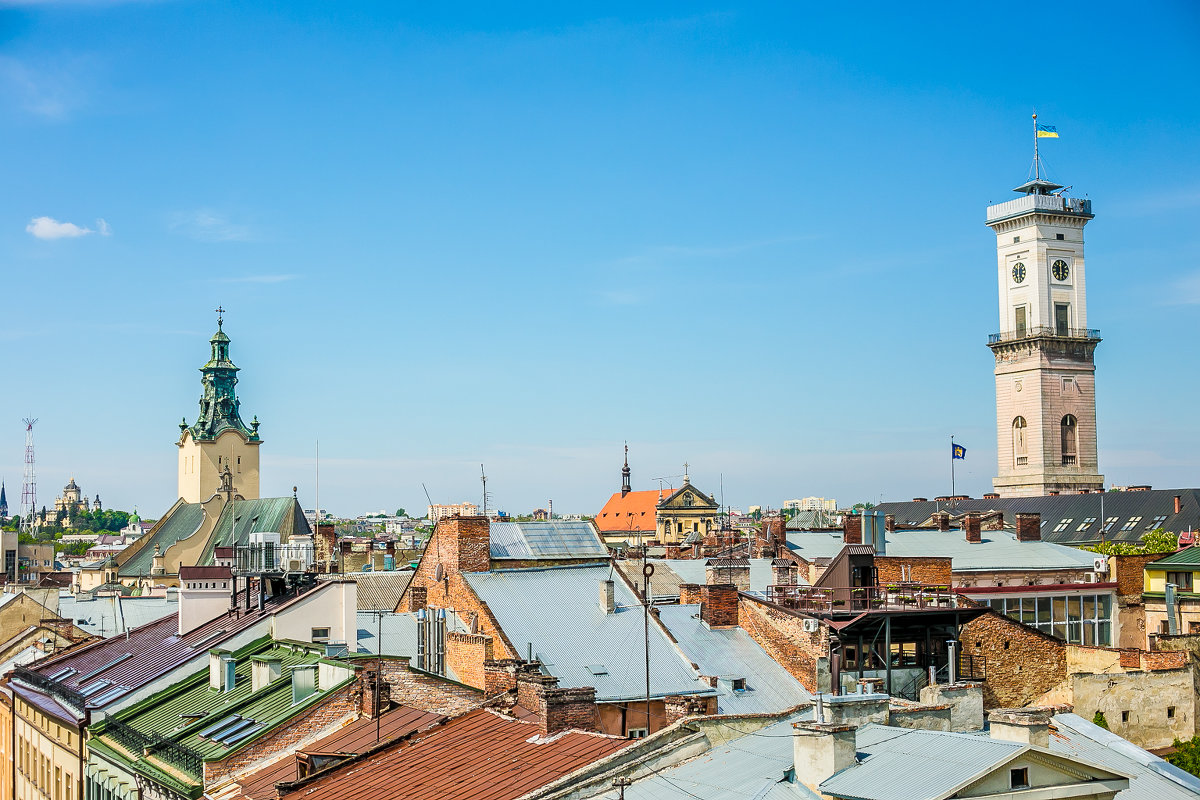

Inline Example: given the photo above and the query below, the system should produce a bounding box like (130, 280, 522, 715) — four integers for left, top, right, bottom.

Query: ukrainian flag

(952, 444, 966, 460)
(1036, 123, 1059, 138)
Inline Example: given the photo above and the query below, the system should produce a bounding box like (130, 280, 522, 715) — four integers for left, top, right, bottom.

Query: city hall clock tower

(986, 132, 1103, 497)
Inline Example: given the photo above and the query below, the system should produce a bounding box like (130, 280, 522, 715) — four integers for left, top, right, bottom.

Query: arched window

(1012, 417, 1028, 467)
(1061, 415, 1078, 465)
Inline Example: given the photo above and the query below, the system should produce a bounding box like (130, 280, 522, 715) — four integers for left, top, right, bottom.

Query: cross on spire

(215, 305, 225, 327)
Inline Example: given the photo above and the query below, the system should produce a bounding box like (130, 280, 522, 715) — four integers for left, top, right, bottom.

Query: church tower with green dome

(176, 309, 263, 503)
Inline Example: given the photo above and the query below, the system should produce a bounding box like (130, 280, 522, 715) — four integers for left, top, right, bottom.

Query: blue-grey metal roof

(355, 610, 467, 682)
(56, 593, 177, 636)
(659, 558, 792, 591)
(592, 712, 818, 800)
(655, 604, 811, 714)
(463, 563, 714, 702)
(785, 528, 1095, 573)
(874, 489, 1200, 546)
(488, 521, 610, 560)
(119, 501, 206, 576)
(1050, 713, 1200, 800)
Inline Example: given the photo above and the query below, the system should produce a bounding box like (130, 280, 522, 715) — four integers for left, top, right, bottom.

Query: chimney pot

(792, 723, 857, 793)
(599, 579, 616, 614)
(987, 707, 1051, 748)
(1175, 495, 1183, 514)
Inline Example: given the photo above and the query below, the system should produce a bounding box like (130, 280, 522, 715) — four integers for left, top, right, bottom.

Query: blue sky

(1, 1, 1197, 517)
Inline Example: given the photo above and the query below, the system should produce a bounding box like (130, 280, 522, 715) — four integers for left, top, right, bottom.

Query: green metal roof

(1147, 547, 1200, 569)
(89, 637, 354, 797)
(119, 501, 206, 576)
(195, 497, 311, 566)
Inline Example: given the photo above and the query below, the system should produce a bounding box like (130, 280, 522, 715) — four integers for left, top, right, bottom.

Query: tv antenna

(20, 418, 38, 536)
(480, 464, 488, 516)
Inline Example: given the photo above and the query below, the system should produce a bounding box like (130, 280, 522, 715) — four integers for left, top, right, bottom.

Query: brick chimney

(516, 672, 598, 735)
(705, 558, 750, 591)
(1015, 513, 1041, 542)
(360, 668, 392, 718)
(772, 558, 798, 586)
(664, 694, 713, 724)
(483, 658, 539, 697)
(405, 585, 427, 612)
(679, 583, 701, 605)
(1176, 495, 1183, 514)
(934, 511, 951, 532)
(843, 514, 862, 545)
(701, 584, 739, 628)
(439, 515, 491, 574)
(983, 493, 999, 500)
(964, 513, 982, 544)
(599, 579, 616, 614)
(884, 515, 895, 533)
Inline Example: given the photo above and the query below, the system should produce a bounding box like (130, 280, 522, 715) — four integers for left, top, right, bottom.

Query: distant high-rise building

(986, 133, 1103, 497)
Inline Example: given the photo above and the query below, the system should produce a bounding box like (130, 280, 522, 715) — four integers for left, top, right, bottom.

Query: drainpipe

(947, 640, 958, 684)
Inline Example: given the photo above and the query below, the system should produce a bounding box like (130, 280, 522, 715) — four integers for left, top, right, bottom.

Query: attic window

(1010, 767, 1029, 789)
(731, 678, 747, 692)
(1121, 517, 1143, 532)
(1077, 517, 1097, 532)
(586, 664, 609, 676)
(1148, 515, 1168, 530)
(1053, 519, 1073, 533)
(1056, 233, 1065, 240)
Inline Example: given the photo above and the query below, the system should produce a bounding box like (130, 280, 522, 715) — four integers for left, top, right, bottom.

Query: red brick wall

(1141, 650, 1189, 670)
(961, 611, 1066, 707)
(679, 584, 701, 605)
(701, 584, 738, 627)
(1112, 554, 1160, 598)
(542, 686, 599, 735)
(737, 596, 829, 693)
(663, 694, 715, 723)
(378, 658, 484, 717)
(445, 631, 493, 690)
(843, 515, 862, 545)
(874, 556, 952, 586)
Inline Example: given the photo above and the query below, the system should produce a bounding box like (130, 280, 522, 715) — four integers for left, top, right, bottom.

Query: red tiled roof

(276, 708, 632, 800)
(594, 490, 661, 533)
(236, 705, 445, 800)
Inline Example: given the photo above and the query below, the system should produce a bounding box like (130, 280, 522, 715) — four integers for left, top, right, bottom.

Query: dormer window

(731, 678, 746, 692)
(1010, 767, 1030, 789)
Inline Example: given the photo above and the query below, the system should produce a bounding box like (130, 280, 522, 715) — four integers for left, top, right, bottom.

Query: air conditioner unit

(1093, 556, 1108, 574)
(286, 558, 304, 573)
(802, 618, 820, 633)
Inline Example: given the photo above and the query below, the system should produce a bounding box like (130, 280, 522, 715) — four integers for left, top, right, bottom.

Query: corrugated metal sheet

(592, 712, 817, 800)
(655, 605, 811, 714)
(786, 528, 1096, 572)
(236, 705, 445, 800)
(488, 521, 609, 559)
(874, 489, 1200, 546)
(119, 502, 205, 576)
(56, 593, 177, 637)
(662, 558, 796, 592)
(332, 571, 413, 610)
(1050, 713, 1200, 800)
(464, 564, 713, 702)
(1146, 546, 1200, 568)
(275, 707, 634, 800)
(820, 726, 1024, 800)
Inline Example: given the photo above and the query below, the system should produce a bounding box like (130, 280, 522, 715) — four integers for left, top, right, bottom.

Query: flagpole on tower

(950, 435, 956, 509)
(1033, 113, 1040, 181)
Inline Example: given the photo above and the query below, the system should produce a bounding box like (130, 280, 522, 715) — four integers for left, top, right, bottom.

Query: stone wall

(961, 611, 1066, 708)
(737, 596, 830, 693)
(918, 683, 984, 732)
(873, 556, 952, 587)
(1069, 667, 1197, 750)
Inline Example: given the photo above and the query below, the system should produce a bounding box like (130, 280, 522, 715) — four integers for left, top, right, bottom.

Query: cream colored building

(176, 314, 262, 503)
(656, 476, 720, 544)
(986, 161, 1103, 496)
(427, 502, 479, 524)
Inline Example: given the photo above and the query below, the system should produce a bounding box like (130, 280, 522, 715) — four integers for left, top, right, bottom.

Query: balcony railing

(767, 583, 962, 615)
(988, 326, 1101, 345)
(986, 194, 1092, 223)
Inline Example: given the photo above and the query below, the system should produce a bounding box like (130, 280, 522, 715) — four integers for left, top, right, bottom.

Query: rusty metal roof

(235, 705, 445, 800)
(275, 707, 633, 800)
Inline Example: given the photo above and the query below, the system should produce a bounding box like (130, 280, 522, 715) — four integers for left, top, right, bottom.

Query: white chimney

(793, 722, 857, 793)
(178, 566, 233, 636)
(599, 580, 616, 614)
(252, 656, 283, 692)
(988, 708, 1051, 748)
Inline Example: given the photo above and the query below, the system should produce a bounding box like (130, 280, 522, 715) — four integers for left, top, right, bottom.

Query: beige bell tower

(986, 119, 1103, 497)
(177, 309, 262, 502)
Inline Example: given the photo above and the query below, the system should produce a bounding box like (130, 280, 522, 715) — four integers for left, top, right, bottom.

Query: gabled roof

(462, 563, 714, 702)
(196, 497, 311, 566)
(1050, 713, 1200, 799)
(332, 571, 413, 610)
(235, 704, 445, 800)
(875, 489, 1200, 546)
(119, 500, 206, 576)
(488, 521, 609, 560)
(595, 490, 661, 533)
(655, 604, 811, 715)
(659, 481, 719, 510)
(274, 707, 634, 800)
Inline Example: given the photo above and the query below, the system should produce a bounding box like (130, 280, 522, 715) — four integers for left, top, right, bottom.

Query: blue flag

(952, 444, 966, 460)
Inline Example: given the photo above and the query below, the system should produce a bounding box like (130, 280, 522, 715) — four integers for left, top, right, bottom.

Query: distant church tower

(987, 123, 1103, 497)
(176, 309, 263, 503)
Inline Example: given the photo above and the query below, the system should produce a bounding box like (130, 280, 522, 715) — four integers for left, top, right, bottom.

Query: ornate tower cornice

(185, 310, 260, 443)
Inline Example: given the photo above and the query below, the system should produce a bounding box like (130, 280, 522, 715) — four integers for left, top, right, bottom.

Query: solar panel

(220, 722, 265, 746)
(211, 718, 257, 744)
(198, 714, 242, 739)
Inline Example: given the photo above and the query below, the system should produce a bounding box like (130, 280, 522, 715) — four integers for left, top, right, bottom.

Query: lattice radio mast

(20, 417, 38, 535)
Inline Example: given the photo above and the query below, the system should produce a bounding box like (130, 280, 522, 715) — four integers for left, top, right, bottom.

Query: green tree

(852, 502, 877, 512)
(1091, 711, 1109, 730)
(57, 540, 96, 556)
(1084, 528, 1177, 557)
(1168, 736, 1200, 777)
(395, 508, 407, 517)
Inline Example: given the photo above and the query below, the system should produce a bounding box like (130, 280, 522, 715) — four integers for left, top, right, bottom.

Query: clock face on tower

(1052, 259, 1070, 281)
(1012, 263, 1026, 283)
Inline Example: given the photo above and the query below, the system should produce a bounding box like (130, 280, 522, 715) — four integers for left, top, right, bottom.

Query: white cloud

(168, 209, 252, 242)
(25, 216, 109, 240)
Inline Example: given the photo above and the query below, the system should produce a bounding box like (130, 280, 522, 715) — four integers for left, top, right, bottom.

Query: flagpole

(1032, 113, 1040, 181)
(950, 435, 956, 509)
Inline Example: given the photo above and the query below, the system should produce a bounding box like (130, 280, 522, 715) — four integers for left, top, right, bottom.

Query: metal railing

(767, 584, 961, 614)
(988, 326, 1101, 345)
(894, 654, 987, 700)
(12, 667, 88, 713)
(102, 718, 205, 776)
(986, 194, 1092, 222)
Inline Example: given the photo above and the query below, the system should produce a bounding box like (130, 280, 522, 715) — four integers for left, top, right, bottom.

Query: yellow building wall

(177, 428, 261, 503)
(1144, 570, 1199, 594)
(13, 695, 83, 800)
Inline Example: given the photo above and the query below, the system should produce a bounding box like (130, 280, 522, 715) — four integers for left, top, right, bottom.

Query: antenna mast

(480, 464, 487, 517)
(20, 418, 38, 536)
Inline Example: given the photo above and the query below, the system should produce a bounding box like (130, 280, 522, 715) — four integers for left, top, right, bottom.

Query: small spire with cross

(683, 462, 690, 484)
(215, 305, 225, 328)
